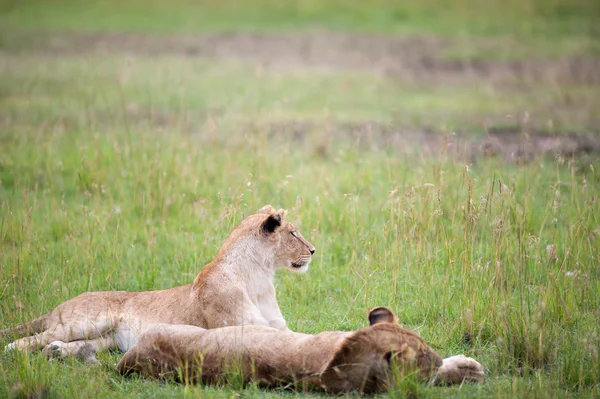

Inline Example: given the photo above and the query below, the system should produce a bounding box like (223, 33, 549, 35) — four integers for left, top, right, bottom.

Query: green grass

(1, 0, 600, 397)
(1, 0, 598, 38)
(1, 54, 597, 131)
(1, 0, 599, 59)
(1, 111, 599, 398)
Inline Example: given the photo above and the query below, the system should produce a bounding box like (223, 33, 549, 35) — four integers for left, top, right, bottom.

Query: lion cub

(2, 206, 315, 362)
(118, 307, 484, 393)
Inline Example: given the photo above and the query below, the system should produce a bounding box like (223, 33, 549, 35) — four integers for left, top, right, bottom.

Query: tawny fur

(2, 205, 315, 361)
(117, 307, 485, 394)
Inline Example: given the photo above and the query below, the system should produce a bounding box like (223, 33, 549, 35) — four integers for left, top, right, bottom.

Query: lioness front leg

(258, 286, 289, 331)
(208, 290, 273, 329)
(243, 303, 287, 330)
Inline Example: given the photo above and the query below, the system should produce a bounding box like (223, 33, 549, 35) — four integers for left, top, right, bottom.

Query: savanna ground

(1, 0, 599, 397)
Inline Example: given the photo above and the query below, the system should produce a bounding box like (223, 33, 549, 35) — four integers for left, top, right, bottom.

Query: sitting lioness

(2, 205, 315, 362)
(117, 307, 485, 393)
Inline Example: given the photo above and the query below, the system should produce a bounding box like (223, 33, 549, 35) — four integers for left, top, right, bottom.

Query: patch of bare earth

(6, 31, 600, 85)
(263, 120, 600, 163)
(4, 31, 599, 161)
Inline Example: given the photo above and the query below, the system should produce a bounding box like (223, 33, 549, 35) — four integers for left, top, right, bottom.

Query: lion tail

(0, 313, 50, 338)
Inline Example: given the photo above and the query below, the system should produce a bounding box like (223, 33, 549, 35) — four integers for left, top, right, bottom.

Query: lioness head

(259, 205, 315, 273)
(227, 205, 315, 273)
(321, 307, 443, 393)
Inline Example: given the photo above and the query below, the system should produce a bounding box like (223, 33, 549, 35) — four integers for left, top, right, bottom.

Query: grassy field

(1, 0, 599, 398)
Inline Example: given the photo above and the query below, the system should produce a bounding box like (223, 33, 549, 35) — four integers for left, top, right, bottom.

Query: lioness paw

(434, 355, 485, 385)
(4, 342, 17, 352)
(42, 341, 68, 359)
(41, 341, 99, 364)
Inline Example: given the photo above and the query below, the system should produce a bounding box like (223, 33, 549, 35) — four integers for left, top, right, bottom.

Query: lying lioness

(2, 205, 315, 362)
(118, 307, 485, 393)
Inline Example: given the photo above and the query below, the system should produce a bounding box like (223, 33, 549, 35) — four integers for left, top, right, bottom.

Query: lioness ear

(368, 307, 396, 326)
(256, 205, 275, 215)
(261, 212, 282, 234)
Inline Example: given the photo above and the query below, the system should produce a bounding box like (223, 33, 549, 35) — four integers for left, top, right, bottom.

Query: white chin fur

(295, 264, 309, 273)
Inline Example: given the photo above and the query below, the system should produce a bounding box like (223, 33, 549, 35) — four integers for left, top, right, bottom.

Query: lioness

(2, 205, 315, 362)
(118, 307, 485, 393)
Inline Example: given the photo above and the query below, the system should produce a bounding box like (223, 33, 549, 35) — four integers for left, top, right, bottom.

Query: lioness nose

(309, 248, 315, 255)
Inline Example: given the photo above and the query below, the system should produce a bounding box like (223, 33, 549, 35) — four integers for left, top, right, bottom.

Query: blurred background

(1, 0, 599, 159)
(1, 1, 600, 398)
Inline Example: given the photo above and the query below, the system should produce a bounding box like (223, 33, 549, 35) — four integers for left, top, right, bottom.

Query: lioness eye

(291, 231, 298, 238)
